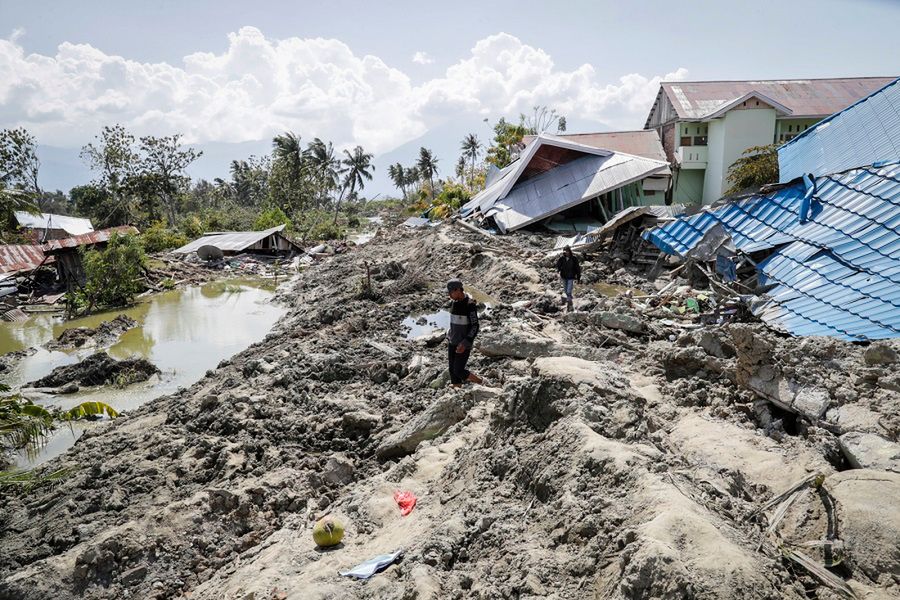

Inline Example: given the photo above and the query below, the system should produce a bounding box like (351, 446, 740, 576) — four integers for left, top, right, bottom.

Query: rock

(341, 410, 381, 432)
(598, 311, 646, 334)
(257, 360, 276, 374)
(479, 329, 556, 359)
(407, 354, 430, 373)
(120, 565, 147, 585)
(696, 330, 735, 359)
(207, 489, 240, 513)
(864, 343, 898, 365)
(413, 330, 446, 348)
(791, 387, 830, 420)
(376, 393, 474, 459)
(322, 454, 354, 485)
(825, 470, 900, 582)
(839, 432, 900, 472)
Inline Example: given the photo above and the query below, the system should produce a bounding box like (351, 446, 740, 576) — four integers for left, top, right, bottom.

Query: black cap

(446, 279, 464, 292)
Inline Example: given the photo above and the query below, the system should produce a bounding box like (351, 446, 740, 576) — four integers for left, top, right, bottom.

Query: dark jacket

(446, 296, 479, 349)
(556, 254, 581, 280)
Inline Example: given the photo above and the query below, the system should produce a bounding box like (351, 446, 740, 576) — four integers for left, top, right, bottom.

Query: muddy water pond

(401, 285, 497, 340)
(2, 279, 286, 468)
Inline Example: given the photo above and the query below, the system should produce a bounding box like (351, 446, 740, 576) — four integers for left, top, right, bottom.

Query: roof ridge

(662, 76, 897, 85)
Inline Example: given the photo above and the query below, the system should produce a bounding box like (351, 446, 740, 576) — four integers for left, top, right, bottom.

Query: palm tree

(306, 138, 343, 206)
(272, 131, 308, 212)
(388, 163, 408, 200)
(460, 133, 482, 188)
(417, 147, 439, 200)
(403, 166, 421, 198)
(335, 145, 374, 223)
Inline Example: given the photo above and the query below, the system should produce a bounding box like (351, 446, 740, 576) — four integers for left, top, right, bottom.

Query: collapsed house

(644, 77, 900, 341)
(14, 211, 94, 242)
(460, 133, 671, 234)
(42, 226, 141, 290)
(172, 225, 302, 257)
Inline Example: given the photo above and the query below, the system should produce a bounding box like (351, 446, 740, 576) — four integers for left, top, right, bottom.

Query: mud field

(1, 221, 898, 599)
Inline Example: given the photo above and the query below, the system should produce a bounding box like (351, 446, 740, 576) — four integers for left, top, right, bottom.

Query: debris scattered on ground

(45, 315, 137, 351)
(394, 490, 417, 516)
(339, 549, 404, 580)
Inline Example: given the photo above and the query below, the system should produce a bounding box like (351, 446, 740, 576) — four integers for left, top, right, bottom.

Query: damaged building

(460, 133, 671, 234)
(644, 77, 900, 341)
(14, 211, 95, 242)
(172, 224, 302, 257)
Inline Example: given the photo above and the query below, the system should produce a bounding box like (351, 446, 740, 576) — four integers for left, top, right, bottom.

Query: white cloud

(0, 28, 687, 153)
(411, 51, 434, 65)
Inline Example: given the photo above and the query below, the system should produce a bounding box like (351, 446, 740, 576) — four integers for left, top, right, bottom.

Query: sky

(1, 0, 899, 191)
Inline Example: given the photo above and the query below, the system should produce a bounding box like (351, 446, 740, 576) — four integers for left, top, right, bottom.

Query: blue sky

(1, 0, 898, 191)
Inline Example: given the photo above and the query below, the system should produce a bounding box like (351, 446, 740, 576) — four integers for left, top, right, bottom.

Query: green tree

(388, 163, 407, 200)
(135, 134, 202, 225)
(336, 146, 374, 223)
(0, 128, 43, 209)
(80, 125, 140, 225)
(460, 133, 483, 187)
(70, 184, 129, 227)
(140, 221, 188, 253)
(230, 156, 270, 207)
(416, 147, 439, 200)
(725, 144, 780, 196)
(485, 118, 529, 168)
(253, 206, 293, 232)
(77, 233, 146, 311)
(271, 132, 310, 214)
(306, 138, 343, 208)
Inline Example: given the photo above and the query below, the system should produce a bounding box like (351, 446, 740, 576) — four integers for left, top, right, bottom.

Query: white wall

(702, 108, 776, 204)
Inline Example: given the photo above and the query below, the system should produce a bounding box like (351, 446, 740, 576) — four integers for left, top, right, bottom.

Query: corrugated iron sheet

(779, 78, 900, 182)
(172, 225, 286, 254)
(643, 162, 900, 341)
(41, 226, 139, 253)
(0, 245, 49, 274)
(14, 212, 94, 236)
(487, 153, 669, 233)
(659, 77, 895, 121)
(522, 131, 669, 164)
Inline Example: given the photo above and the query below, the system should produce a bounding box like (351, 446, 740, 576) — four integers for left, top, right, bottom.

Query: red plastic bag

(393, 490, 417, 516)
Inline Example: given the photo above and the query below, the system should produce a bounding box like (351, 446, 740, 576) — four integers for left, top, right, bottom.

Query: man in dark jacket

(555, 246, 581, 311)
(446, 279, 482, 386)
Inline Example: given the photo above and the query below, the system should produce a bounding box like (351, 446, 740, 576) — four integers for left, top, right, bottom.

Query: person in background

(446, 279, 482, 386)
(555, 246, 581, 312)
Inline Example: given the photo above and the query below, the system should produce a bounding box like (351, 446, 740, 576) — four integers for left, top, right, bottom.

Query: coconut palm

(417, 147, 439, 200)
(335, 146, 374, 223)
(460, 133, 482, 187)
(307, 138, 343, 206)
(388, 163, 408, 200)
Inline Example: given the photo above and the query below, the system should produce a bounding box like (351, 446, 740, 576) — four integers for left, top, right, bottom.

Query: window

(680, 136, 693, 146)
(694, 136, 708, 146)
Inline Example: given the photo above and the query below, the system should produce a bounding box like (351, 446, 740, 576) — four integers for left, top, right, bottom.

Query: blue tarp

(643, 161, 900, 341)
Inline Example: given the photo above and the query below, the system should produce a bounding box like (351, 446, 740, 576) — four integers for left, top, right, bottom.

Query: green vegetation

(253, 206, 293, 232)
(140, 221, 189, 253)
(726, 144, 780, 196)
(75, 233, 147, 312)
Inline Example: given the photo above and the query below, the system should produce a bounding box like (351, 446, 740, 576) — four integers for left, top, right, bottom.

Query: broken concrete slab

(863, 343, 898, 366)
(839, 432, 900, 473)
(825, 470, 900, 583)
(478, 328, 557, 359)
(375, 393, 474, 459)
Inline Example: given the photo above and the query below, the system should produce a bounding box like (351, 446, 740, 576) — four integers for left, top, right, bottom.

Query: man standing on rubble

(446, 279, 483, 387)
(556, 246, 581, 312)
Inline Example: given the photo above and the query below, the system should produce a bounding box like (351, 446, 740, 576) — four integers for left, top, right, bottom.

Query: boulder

(839, 432, 900, 472)
(322, 454, 355, 485)
(376, 393, 474, 459)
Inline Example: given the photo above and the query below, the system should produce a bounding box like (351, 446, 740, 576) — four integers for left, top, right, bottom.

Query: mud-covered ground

(0, 221, 898, 600)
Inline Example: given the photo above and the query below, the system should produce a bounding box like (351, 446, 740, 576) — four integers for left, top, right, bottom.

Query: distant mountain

(35, 114, 613, 197)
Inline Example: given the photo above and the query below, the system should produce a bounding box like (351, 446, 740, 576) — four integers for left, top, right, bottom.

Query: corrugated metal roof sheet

(41, 226, 140, 253)
(0, 245, 49, 274)
(522, 130, 669, 163)
(643, 162, 900, 341)
(658, 77, 895, 121)
(14, 212, 94, 236)
(779, 78, 900, 182)
(172, 225, 286, 254)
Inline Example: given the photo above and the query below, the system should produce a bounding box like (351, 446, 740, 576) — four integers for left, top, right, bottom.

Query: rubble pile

(0, 220, 897, 599)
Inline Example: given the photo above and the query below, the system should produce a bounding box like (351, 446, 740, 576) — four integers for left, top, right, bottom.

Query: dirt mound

(46, 315, 137, 351)
(29, 352, 159, 388)
(1, 221, 897, 599)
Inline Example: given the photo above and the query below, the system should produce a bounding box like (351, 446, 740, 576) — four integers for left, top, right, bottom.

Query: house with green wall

(643, 77, 895, 205)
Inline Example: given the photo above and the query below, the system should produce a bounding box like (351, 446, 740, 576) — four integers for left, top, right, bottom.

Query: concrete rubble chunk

(598, 311, 645, 334)
(839, 432, 900, 473)
(478, 329, 557, 359)
(864, 343, 898, 366)
(375, 390, 480, 459)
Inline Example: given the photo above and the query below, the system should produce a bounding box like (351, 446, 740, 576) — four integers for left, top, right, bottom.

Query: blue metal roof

(643, 161, 900, 341)
(779, 77, 900, 182)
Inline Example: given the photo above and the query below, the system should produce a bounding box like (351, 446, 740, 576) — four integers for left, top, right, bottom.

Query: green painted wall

(673, 169, 705, 205)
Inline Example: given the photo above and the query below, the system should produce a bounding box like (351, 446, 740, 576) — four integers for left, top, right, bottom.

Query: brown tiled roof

(658, 77, 896, 121)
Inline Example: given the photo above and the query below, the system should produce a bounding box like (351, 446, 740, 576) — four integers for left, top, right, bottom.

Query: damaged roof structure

(14, 211, 94, 240)
(645, 77, 900, 341)
(461, 134, 670, 233)
(172, 224, 302, 255)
